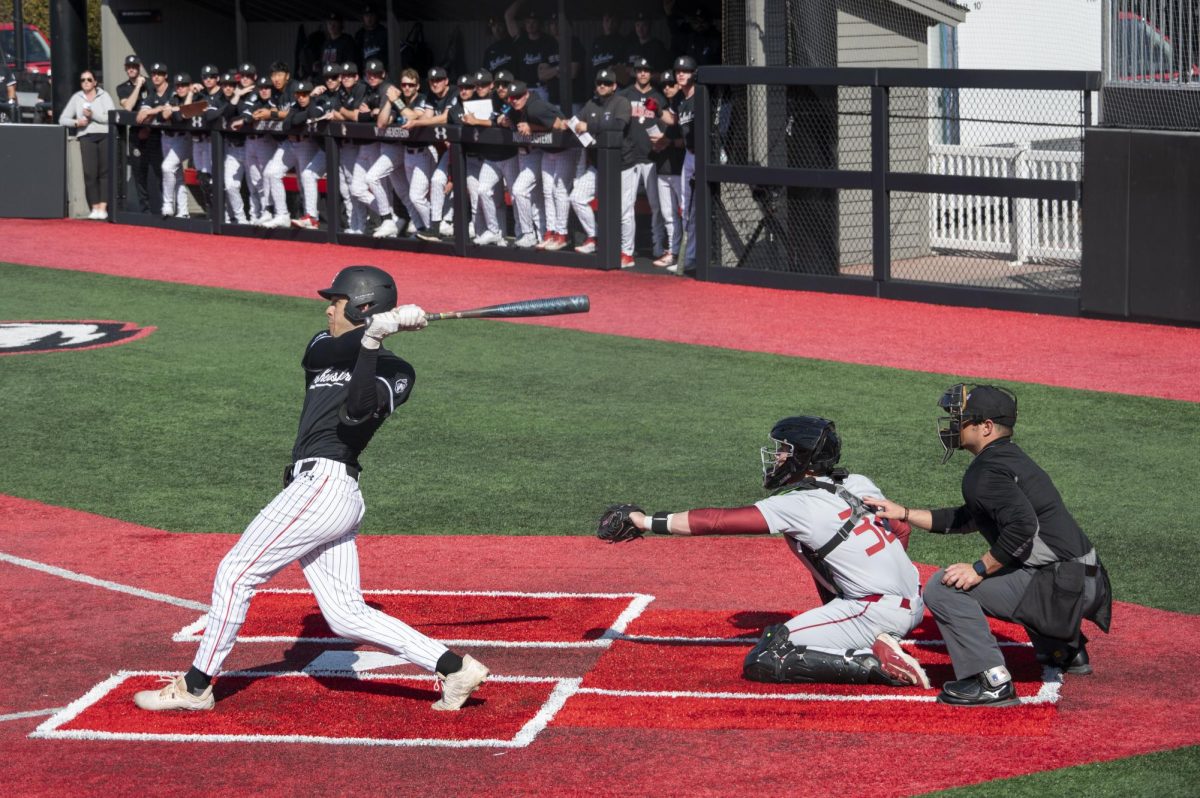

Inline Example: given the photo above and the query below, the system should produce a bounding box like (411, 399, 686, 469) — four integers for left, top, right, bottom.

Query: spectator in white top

(59, 69, 116, 220)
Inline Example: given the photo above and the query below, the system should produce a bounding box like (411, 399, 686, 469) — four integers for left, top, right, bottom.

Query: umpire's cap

(960, 385, 1018, 426)
(673, 55, 698, 73)
(318, 266, 398, 323)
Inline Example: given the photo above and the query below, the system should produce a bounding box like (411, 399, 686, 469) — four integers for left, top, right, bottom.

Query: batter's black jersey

(293, 328, 415, 467)
(929, 438, 1096, 568)
(619, 85, 665, 166)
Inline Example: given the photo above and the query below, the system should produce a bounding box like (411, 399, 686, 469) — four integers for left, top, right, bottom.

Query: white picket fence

(928, 143, 1083, 262)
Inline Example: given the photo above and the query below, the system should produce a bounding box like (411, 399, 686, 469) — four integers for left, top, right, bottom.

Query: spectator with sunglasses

(59, 69, 116, 220)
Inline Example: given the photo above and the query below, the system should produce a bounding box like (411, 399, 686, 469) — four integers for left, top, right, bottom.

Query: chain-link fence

(1101, 0, 1200, 129)
(700, 69, 1093, 308)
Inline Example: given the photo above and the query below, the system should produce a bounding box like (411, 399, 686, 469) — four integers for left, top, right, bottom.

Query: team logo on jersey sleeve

(0, 321, 154, 355)
(393, 376, 410, 395)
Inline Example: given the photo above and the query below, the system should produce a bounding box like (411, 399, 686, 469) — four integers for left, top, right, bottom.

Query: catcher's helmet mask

(317, 265, 398, 324)
(937, 383, 1018, 463)
(761, 416, 842, 491)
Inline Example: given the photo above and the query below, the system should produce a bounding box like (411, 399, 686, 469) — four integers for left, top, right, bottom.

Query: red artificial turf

(226, 590, 636, 642)
(3, 218, 1199, 401)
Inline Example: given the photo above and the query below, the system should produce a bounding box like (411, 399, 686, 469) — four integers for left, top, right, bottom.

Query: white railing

(928, 143, 1082, 262)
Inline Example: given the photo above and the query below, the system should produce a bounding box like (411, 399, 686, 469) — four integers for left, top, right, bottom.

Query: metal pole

(871, 85, 891, 287)
(235, 0, 248, 65)
(558, 0, 571, 113)
(13, 0, 26, 71)
(694, 82, 712, 279)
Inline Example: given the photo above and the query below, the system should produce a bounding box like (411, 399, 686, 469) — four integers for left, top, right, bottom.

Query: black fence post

(871, 83, 891, 287)
(323, 135, 339, 242)
(451, 142, 469, 257)
(107, 111, 120, 222)
(595, 132, 621, 270)
(694, 82, 712, 280)
(211, 129, 226, 233)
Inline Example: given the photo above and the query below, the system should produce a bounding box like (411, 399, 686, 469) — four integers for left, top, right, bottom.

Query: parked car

(1, 22, 52, 75)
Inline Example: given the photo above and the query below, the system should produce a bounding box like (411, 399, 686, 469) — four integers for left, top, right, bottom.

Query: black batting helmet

(761, 416, 841, 490)
(317, 266, 398, 323)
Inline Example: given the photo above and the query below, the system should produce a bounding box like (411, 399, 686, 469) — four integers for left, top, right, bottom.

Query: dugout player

(218, 71, 252, 225)
(661, 55, 697, 271)
(619, 57, 668, 261)
(612, 416, 929, 688)
(570, 68, 633, 264)
(134, 266, 490, 713)
(505, 80, 572, 250)
(866, 385, 1112, 707)
(150, 71, 195, 219)
(191, 64, 225, 216)
(128, 60, 168, 213)
(399, 67, 459, 237)
(651, 70, 686, 270)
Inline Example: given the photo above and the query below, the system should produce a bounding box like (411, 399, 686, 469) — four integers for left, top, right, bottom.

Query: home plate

(303, 650, 410, 674)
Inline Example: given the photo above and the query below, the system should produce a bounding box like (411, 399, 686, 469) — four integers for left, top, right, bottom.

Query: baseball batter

(134, 265, 489, 713)
(604, 416, 930, 688)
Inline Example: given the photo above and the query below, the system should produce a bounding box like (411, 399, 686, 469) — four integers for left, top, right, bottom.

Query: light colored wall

(102, 0, 236, 82)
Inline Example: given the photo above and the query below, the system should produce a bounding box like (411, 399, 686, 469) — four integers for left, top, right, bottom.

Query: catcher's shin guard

(743, 624, 908, 686)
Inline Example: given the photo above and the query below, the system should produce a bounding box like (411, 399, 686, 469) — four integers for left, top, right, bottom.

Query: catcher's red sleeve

(887, 518, 912, 550)
(687, 506, 770, 536)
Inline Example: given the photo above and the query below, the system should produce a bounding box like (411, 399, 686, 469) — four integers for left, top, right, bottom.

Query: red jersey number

(838, 508, 897, 556)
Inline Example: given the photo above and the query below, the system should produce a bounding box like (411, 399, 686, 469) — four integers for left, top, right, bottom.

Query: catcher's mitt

(597, 504, 645, 543)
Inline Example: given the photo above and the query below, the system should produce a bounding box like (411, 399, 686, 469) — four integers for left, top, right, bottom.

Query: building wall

(836, 3, 935, 267)
(101, 0, 236, 87)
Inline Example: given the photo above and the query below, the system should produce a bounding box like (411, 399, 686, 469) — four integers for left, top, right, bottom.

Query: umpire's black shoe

(937, 667, 1020, 707)
(1037, 645, 1092, 675)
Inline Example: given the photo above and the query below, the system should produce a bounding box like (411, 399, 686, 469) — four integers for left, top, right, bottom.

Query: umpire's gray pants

(924, 566, 1100, 680)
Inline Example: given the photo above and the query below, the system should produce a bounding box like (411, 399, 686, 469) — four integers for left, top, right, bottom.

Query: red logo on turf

(0, 321, 155, 355)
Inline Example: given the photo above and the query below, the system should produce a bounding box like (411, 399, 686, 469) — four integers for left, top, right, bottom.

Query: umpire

(867, 384, 1111, 707)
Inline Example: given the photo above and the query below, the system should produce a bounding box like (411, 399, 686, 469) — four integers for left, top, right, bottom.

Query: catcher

(598, 415, 930, 688)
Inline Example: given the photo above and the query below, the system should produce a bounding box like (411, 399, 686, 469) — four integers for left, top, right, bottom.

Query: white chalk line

(0, 707, 64, 722)
(0, 551, 208, 612)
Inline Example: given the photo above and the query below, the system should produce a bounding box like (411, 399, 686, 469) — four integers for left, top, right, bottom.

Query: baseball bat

(427, 295, 590, 321)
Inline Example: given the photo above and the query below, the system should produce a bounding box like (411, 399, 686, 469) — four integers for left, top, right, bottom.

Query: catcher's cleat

(133, 675, 215, 711)
(432, 654, 489, 711)
(937, 667, 1019, 707)
(871, 633, 931, 689)
(1037, 644, 1092, 675)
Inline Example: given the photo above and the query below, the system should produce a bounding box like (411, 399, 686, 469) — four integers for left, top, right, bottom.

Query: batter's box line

(30, 670, 583, 749)
(171, 590, 655, 649)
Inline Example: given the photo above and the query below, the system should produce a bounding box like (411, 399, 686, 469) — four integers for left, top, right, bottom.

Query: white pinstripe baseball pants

(540, 149, 575, 235)
(403, 146, 436, 230)
(294, 139, 325, 220)
(621, 161, 665, 257)
(680, 150, 697, 266)
(192, 457, 448, 677)
(512, 149, 544, 238)
(160, 134, 192, 217)
(223, 142, 248, 225)
(244, 136, 278, 219)
(656, 172, 682, 256)
(430, 149, 452, 223)
(263, 140, 299, 220)
(568, 154, 596, 238)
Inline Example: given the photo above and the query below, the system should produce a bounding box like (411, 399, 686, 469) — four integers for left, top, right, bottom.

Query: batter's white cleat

(133, 675, 215, 711)
(871, 633, 931, 689)
(432, 655, 489, 711)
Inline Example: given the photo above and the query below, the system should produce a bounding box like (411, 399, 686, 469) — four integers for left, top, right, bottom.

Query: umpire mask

(937, 383, 970, 464)
(937, 383, 1018, 463)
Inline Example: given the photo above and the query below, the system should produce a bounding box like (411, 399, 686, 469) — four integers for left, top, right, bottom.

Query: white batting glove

(393, 304, 428, 331)
(361, 310, 401, 349)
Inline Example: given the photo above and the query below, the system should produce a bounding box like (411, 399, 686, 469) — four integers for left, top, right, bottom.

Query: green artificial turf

(1, 263, 1197, 618)
(927, 744, 1200, 797)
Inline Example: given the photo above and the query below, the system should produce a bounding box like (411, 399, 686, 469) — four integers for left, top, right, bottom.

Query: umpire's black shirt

(929, 437, 1095, 568)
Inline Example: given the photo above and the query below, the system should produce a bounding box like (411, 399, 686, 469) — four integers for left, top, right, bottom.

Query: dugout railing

(106, 110, 625, 271)
(693, 67, 1102, 315)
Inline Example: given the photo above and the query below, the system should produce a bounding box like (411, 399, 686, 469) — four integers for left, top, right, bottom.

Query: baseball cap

(124, 54, 141, 67)
(294, 80, 314, 94)
(457, 74, 477, 89)
(631, 56, 652, 71)
(634, 10, 652, 21)
(149, 62, 168, 74)
(494, 69, 514, 84)
(327, 12, 343, 22)
(674, 55, 698, 72)
(322, 63, 343, 79)
(595, 67, 617, 84)
(428, 66, 448, 81)
(961, 385, 1018, 426)
(257, 76, 272, 89)
(475, 69, 494, 84)
(340, 61, 359, 76)
(174, 72, 192, 85)
(364, 58, 385, 75)
(201, 64, 220, 77)
(220, 72, 237, 85)
(508, 80, 529, 98)
(523, 7, 539, 19)
(239, 62, 257, 77)
(659, 70, 677, 86)
(362, 4, 378, 14)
